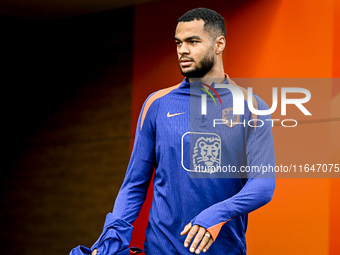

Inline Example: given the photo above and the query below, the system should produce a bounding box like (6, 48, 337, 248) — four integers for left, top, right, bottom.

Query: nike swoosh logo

(167, 111, 185, 117)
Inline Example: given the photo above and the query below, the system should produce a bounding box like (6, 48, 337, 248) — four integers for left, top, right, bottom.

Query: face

(175, 20, 215, 78)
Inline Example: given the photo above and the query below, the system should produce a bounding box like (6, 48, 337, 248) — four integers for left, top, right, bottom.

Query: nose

(178, 42, 190, 56)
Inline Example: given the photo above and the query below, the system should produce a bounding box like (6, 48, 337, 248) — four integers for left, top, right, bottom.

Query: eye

(190, 40, 199, 44)
(175, 41, 182, 46)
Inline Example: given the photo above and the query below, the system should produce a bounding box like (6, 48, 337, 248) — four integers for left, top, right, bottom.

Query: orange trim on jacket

(206, 219, 231, 241)
(227, 77, 258, 130)
(140, 83, 181, 130)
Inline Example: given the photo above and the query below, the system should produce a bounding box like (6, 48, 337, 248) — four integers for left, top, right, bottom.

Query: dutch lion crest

(193, 136, 221, 172)
(222, 108, 240, 128)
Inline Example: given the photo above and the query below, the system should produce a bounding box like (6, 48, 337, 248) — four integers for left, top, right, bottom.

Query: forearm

(91, 93, 158, 253)
(191, 177, 275, 238)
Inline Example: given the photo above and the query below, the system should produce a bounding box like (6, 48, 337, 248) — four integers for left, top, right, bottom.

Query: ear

(215, 36, 226, 54)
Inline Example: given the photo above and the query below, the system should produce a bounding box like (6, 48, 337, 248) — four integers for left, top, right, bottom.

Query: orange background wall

(130, 0, 340, 254)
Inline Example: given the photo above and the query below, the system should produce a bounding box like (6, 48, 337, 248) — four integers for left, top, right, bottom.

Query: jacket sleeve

(91, 94, 158, 254)
(191, 95, 276, 241)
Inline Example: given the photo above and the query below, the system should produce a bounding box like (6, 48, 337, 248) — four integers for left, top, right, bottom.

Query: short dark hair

(178, 8, 226, 39)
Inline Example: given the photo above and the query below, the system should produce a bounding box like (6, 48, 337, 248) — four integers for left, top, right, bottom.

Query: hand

(91, 249, 97, 255)
(180, 223, 214, 254)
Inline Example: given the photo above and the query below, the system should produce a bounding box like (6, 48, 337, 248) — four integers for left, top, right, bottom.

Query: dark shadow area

(0, 7, 134, 254)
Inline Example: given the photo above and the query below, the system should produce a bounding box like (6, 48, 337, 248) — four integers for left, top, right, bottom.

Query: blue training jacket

(76, 77, 276, 255)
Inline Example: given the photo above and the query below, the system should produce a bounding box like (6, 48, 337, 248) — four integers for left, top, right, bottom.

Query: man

(90, 8, 275, 255)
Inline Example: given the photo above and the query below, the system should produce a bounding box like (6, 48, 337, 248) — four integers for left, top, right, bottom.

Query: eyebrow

(174, 35, 201, 41)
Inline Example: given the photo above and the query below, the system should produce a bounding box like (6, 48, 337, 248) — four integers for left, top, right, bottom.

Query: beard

(180, 48, 215, 78)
